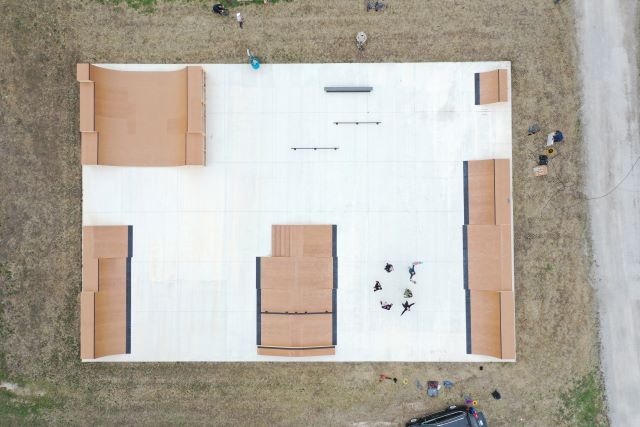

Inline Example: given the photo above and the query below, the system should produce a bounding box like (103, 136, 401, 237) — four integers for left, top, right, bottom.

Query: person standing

(236, 12, 244, 29)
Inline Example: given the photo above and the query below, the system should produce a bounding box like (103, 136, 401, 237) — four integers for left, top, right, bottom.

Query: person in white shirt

(236, 12, 244, 29)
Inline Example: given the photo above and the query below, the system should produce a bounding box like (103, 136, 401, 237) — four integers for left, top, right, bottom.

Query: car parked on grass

(406, 405, 488, 427)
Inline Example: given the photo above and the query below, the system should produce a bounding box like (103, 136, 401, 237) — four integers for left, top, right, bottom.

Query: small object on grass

(538, 155, 549, 166)
(402, 378, 408, 385)
(415, 380, 424, 390)
(393, 377, 398, 383)
(527, 123, 541, 135)
(543, 147, 558, 158)
(479, 365, 483, 371)
(443, 380, 454, 389)
(379, 374, 392, 382)
(533, 165, 548, 177)
(491, 389, 501, 400)
(427, 381, 439, 397)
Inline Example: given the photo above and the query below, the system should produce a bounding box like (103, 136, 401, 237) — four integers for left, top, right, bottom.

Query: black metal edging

(332, 224, 338, 345)
(474, 73, 480, 105)
(333, 121, 380, 125)
(291, 147, 339, 150)
(125, 225, 133, 354)
(463, 161, 469, 225)
(324, 86, 373, 92)
(258, 345, 336, 350)
(463, 225, 469, 290)
(465, 289, 472, 354)
(256, 257, 261, 346)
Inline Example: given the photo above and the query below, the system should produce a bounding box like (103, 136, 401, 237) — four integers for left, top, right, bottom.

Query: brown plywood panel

(467, 225, 512, 291)
(91, 65, 187, 166)
(498, 69, 509, 102)
(302, 225, 334, 257)
(260, 257, 296, 290)
(79, 81, 95, 132)
(261, 314, 333, 347)
(187, 66, 204, 133)
(94, 258, 127, 358)
(77, 63, 90, 82)
(257, 347, 335, 357)
(467, 160, 495, 225)
(82, 257, 99, 292)
(289, 226, 305, 257)
(296, 258, 334, 289)
(261, 288, 333, 313)
(470, 290, 501, 358)
(81, 132, 98, 165)
(494, 159, 511, 225)
(185, 132, 205, 165)
(478, 70, 500, 105)
(271, 225, 291, 257)
(80, 291, 95, 359)
(499, 225, 513, 292)
(500, 291, 516, 359)
(84, 225, 130, 259)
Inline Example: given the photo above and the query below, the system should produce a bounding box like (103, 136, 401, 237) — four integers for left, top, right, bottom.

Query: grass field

(0, 0, 608, 425)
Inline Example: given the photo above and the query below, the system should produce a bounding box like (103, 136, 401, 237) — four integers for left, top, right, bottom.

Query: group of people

(376, 261, 423, 316)
(212, 4, 245, 29)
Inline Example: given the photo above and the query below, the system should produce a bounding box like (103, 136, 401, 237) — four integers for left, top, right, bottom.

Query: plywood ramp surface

(500, 291, 516, 359)
(466, 224, 512, 291)
(79, 81, 95, 133)
(261, 289, 333, 313)
(271, 225, 334, 257)
(494, 159, 511, 225)
(257, 347, 335, 357)
(80, 292, 95, 359)
(260, 314, 333, 347)
(469, 290, 501, 358)
(260, 257, 333, 290)
(84, 225, 130, 259)
(478, 70, 500, 105)
(90, 65, 187, 166)
(94, 258, 127, 358)
(467, 160, 495, 225)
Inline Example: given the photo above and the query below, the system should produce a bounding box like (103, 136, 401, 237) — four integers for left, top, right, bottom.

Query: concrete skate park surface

(576, 1, 640, 425)
(82, 62, 513, 362)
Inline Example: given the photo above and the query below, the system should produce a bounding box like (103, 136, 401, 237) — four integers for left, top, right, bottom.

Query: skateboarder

(374, 281, 382, 292)
(384, 263, 394, 273)
(400, 300, 415, 316)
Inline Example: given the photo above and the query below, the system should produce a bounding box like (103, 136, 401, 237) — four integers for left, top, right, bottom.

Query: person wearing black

(384, 263, 394, 273)
(400, 300, 415, 316)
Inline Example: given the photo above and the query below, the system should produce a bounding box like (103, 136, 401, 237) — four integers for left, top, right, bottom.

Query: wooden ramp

(463, 160, 516, 360)
(257, 225, 337, 357)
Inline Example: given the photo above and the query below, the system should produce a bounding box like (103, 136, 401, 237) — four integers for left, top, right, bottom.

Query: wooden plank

(466, 225, 512, 291)
(81, 132, 98, 165)
(84, 225, 130, 259)
(260, 314, 333, 347)
(260, 288, 333, 313)
(500, 291, 516, 359)
(467, 160, 495, 224)
(478, 70, 500, 105)
(79, 81, 94, 132)
(470, 290, 502, 358)
(302, 225, 334, 257)
(257, 347, 335, 357)
(187, 66, 204, 133)
(77, 63, 90, 82)
(498, 69, 509, 102)
(185, 132, 205, 165)
(494, 159, 511, 225)
(80, 291, 95, 359)
(94, 258, 127, 358)
(260, 257, 296, 290)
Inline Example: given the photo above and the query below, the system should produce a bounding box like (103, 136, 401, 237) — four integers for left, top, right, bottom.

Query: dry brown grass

(0, 0, 606, 425)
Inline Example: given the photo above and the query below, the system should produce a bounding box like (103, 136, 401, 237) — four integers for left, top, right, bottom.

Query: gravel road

(575, 1, 640, 425)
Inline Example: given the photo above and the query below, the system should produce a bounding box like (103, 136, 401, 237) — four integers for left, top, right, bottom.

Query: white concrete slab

(84, 62, 512, 362)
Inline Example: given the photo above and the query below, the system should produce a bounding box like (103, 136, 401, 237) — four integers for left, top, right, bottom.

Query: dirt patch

(0, 0, 606, 425)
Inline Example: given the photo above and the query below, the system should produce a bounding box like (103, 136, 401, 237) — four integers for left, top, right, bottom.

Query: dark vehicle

(406, 405, 488, 427)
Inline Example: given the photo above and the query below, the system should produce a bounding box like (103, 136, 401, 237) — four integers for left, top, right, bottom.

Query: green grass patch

(559, 372, 607, 426)
(98, 0, 159, 12)
(0, 389, 59, 422)
(224, 0, 292, 5)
